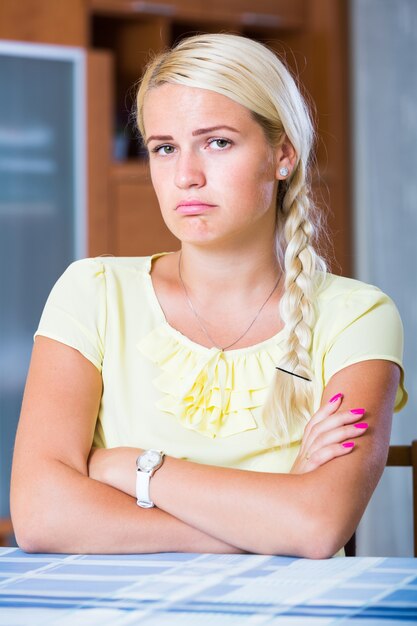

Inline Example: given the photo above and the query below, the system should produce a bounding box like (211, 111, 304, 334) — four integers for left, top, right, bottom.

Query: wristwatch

(136, 449, 165, 508)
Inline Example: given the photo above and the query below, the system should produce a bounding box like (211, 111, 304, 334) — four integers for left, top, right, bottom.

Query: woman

(11, 34, 406, 558)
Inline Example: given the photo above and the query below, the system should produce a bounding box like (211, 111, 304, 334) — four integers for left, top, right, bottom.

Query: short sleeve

(34, 258, 107, 372)
(322, 286, 407, 412)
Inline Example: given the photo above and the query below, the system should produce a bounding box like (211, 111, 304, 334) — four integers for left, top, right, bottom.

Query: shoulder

(44, 255, 159, 308)
(315, 274, 403, 346)
(56, 255, 159, 288)
(65, 255, 153, 275)
(316, 272, 383, 303)
(313, 272, 403, 344)
(315, 272, 399, 317)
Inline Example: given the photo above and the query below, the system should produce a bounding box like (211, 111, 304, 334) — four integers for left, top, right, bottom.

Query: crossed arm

(10, 336, 399, 557)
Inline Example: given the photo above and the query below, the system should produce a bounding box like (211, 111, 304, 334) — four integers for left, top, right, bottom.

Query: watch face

(137, 450, 162, 472)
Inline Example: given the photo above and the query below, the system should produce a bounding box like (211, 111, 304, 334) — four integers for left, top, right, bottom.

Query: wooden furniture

(386, 441, 417, 557)
(345, 441, 417, 557)
(0, 518, 13, 547)
(0, 0, 87, 46)
(0, 0, 352, 272)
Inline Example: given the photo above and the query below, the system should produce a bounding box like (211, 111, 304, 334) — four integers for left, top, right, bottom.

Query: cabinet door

(111, 163, 179, 255)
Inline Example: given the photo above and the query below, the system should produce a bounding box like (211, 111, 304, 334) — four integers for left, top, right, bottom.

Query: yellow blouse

(34, 254, 407, 474)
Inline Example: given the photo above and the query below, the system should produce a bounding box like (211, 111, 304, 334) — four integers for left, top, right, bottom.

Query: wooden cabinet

(0, 0, 352, 275)
(0, 0, 87, 46)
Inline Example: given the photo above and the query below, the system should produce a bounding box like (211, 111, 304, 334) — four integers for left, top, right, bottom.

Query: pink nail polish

(342, 442, 355, 448)
(350, 408, 365, 415)
(354, 422, 368, 429)
(330, 393, 343, 403)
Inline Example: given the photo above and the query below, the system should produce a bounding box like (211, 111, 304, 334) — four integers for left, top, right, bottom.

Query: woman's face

(142, 84, 286, 248)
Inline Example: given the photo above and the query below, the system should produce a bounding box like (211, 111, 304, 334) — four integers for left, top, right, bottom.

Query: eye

(208, 138, 232, 150)
(151, 144, 175, 156)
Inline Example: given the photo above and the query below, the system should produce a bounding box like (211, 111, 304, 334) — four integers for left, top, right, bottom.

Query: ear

(275, 137, 297, 180)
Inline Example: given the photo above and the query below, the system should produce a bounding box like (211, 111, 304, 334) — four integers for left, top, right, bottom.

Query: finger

(300, 395, 345, 456)
(306, 408, 367, 446)
(309, 421, 369, 455)
(303, 393, 344, 438)
(305, 440, 356, 470)
(312, 393, 344, 424)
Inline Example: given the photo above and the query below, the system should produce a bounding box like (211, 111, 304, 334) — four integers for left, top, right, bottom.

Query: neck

(177, 241, 283, 352)
(178, 238, 281, 299)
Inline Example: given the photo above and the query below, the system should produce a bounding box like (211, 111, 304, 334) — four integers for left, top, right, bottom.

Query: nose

(174, 150, 206, 189)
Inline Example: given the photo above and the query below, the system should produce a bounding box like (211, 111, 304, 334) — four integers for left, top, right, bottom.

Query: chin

(166, 222, 218, 245)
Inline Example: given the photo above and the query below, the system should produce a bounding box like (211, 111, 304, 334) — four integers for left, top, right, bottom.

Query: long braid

(263, 161, 326, 442)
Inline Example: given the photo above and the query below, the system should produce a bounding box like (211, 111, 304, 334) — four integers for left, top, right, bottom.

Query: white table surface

(0, 547, 417, 625)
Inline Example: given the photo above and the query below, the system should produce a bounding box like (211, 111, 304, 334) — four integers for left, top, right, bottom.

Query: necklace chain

(178, 251, 282, 351)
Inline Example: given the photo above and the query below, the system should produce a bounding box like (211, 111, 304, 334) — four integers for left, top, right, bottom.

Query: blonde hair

(136, 33, 327, 442)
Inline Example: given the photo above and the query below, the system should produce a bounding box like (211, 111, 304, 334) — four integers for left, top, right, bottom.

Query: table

(0, 548, 417, 625)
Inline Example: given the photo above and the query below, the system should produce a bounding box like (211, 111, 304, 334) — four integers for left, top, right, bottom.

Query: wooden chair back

(386, 440, 417, 557)
(345, 441, 417, 557)
(0, 518, 13, 547)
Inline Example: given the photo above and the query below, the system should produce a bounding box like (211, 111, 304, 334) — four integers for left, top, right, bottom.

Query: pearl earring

(279, 167, 289, 177)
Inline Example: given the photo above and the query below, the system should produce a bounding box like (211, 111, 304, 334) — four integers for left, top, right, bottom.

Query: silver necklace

(178, 252, 282, 351)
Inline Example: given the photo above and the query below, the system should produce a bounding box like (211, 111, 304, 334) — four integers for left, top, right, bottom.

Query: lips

(175, 200, 216, 215)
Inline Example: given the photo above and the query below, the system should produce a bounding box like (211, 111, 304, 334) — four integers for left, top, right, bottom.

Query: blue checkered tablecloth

(0, 548, 417, 624)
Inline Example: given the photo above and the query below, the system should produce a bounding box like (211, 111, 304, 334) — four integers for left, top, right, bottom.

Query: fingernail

(342, 442, 355, 448)
(330, 393, 343, 403)
(354, 422, 368, 429)
(350, 408, 365, 415)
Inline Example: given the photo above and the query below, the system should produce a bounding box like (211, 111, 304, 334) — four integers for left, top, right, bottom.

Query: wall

(351, 0, 417, 555)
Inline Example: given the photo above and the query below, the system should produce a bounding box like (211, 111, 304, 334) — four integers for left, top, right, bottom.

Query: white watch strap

(136, 470, 154, 508)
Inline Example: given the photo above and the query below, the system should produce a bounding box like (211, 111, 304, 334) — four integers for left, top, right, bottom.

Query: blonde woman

(11, 34, 407, 558)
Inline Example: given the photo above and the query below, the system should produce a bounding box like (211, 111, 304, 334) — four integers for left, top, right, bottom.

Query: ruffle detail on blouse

(137, 324, 283, 439)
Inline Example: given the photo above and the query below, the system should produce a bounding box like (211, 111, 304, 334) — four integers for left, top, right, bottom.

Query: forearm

(154, 455, 374, 557)
(153, 456, 316, 556)
(91, 447, 319, 556)
(94, 446, 371, 557)
(10, 457, 243, 554)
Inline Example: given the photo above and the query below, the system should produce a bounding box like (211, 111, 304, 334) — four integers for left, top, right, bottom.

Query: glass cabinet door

(0, 41, 86, 519)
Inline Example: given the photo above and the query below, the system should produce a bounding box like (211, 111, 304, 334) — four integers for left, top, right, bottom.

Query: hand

(88, 446, 140, 497)
(290, 393, 368, 474)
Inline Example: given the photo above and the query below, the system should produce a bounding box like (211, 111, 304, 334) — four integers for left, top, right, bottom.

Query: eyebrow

(145, 125, 240, 145)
